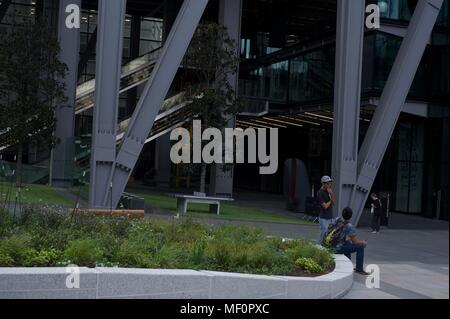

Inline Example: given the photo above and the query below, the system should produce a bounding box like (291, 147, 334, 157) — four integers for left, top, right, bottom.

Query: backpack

(321, 218, 348, 248)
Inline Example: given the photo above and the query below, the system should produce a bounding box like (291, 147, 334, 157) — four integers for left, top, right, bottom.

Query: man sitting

(333, 207, 370, 275)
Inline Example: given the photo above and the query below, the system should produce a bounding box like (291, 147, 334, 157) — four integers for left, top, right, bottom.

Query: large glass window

(395, 122, 425, 213)
(289, 46, 334, 103)
(139, 17, 163, 56)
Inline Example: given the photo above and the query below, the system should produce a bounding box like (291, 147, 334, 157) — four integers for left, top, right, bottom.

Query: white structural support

(349, 0, 444, 225)
(89, 0, 127, 208)
(101, 0, 209, 208)
(331, 0, 365, 217)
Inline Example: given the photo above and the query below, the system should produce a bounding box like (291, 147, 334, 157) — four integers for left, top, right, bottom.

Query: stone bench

(173, 194, 234, 215)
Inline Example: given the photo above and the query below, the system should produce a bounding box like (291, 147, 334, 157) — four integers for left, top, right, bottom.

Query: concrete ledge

(0, 255, 353, 299)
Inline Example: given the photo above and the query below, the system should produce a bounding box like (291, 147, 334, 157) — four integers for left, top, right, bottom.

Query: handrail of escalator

(76, 46, 163, 99)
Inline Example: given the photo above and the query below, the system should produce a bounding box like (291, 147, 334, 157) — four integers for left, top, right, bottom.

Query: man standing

(370, 193, 382, 233)
(317, 175, 336, 242)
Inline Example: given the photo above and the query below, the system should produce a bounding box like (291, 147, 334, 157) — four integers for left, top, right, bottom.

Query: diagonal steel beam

(0, 0, 11, 23)
(349, 0, 443, 225)
(89, 0, 126, 208)
(101, 0, 209, 208)
(331, 0, 365, 217)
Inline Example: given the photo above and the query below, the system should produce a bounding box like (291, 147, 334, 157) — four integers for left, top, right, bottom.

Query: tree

(0, 19, 67, 187)
(184, 22, 240, 193)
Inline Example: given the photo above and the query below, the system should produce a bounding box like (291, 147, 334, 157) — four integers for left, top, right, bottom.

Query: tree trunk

(16, 140, 23, 187)
(199, 118, 208, 194)
(199, 162, 207, 194)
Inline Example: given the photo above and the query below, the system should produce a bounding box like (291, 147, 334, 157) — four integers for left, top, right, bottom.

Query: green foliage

(0, 233, 32, 266)
(295, 258, 324, 274)
(0, 251, 14, 266)
(0, 18, 67, 145)
(63, 239, 104, 268)
(285, 240, 334, 271)
(0, 207, 334, 276)
(183, 22, 242, 192)
(0, 18, 67, 186)
(23, 248, 62, 267)
(0, 209, 14, 237)
(190, 238, 207, 266)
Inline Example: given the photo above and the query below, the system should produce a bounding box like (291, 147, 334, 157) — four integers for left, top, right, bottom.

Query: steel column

(331, 0, 365, 217)
(350, 0, 443, 225)
(89, 0, 126, 208)
(209, 0, 243, 197)
(103, 0, 209, 208)
(51, 0, 81, 187)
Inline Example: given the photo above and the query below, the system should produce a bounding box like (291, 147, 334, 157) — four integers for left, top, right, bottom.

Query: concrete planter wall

(0, 254, 353, 299)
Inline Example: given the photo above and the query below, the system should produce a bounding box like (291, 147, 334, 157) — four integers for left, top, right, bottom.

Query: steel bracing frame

(89, 0, 442, 215)
(90, 0, 209, 208)
(89, 0, 127, 208)
(332, 0, 443, 225)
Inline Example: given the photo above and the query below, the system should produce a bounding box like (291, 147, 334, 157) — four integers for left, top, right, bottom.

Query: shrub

(0, 209, 14, 237)
(0, 233, 31, 266)
(63, 239, 104, 267)
(295, 257, 324, 274)
(154, 244, 188, 268)
(18, 206, 66, 230)
(190, 238, 207, 266)
(23, 248, 62, 267)
(163, 219, 209, 244)
(0, 251, 14, 266)
(285, 240, 334, 270)
(113, 223, 161, 268)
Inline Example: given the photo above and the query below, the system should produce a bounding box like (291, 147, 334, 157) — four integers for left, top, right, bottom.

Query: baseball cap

(321, 176, 333, 183)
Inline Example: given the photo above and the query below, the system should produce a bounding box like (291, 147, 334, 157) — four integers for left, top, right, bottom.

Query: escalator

(0, 46, 193, 155)
(1, 46, 194, 183)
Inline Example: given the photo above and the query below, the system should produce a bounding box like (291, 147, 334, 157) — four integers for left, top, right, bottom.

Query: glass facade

(0, 0, 37, 27)
(240, 32, 446, 107)
(78, 13, 163, 83)
(0, 0, 447, 218)
(378, 0, 448, 26)
(394, 122, 425, 213)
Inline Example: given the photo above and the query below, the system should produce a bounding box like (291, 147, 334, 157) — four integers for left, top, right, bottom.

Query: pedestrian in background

(317, 175, 336, 242)
(370, 193, 382, 234)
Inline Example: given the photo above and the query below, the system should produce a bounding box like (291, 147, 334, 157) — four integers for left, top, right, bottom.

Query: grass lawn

(133, 192, 311, 225)
(0, 182, 74, 206)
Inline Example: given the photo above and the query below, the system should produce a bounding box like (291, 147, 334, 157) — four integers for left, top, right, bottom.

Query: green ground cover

(0, 207, 334, 276)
